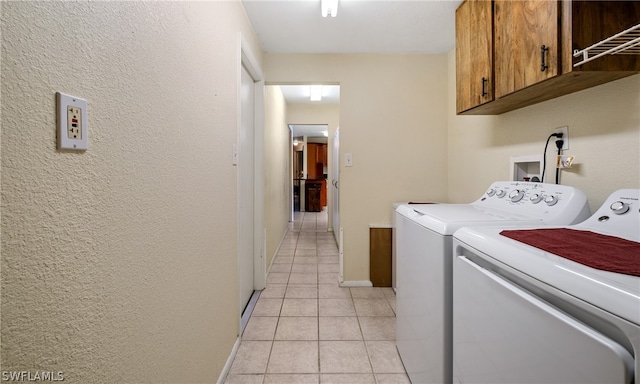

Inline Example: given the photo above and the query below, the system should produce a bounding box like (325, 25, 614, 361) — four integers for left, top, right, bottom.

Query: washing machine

(452, 189, 639, 383)
(395, 181, 591, 384)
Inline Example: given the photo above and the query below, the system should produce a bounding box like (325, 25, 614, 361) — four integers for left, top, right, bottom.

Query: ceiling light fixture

(321, 0, 338, 17)
(310, 85, 322, 101)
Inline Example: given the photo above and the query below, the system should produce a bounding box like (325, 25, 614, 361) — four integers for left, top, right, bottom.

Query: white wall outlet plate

(57, 92, 88, 151)
(553, 126, 569, 150)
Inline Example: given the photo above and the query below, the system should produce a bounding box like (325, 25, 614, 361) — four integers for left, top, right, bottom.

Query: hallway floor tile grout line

(224, 210, 410, 384)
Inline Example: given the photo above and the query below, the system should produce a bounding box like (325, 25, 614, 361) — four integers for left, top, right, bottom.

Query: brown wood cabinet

(456, 0, 640, 115)
(456, 0, 494, 113)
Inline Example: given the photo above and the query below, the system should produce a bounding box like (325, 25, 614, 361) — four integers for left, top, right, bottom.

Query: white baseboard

(217, 336, 241, 384)
(339, 280, 373, 287)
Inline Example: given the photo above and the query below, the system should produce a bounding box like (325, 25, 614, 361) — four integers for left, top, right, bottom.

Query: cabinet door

(495, 0, 559, 98)
(455, 0, 493, 113)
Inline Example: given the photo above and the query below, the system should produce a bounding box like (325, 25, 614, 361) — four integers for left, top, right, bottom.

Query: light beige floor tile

(294, 255, 319, 264)
(320, 374, 375, 384)
(267, 272, 290, 284)
(289, 273, 318, 285)
(260, 284, 286, 299)
(365, 341, 405, 373)
(229, 341, 272, 374)
(358, 317, 395, 340)
(281, 298, 318, 316)
(319, 341, 372, 374)
(350, 287, 386, 299)
(275, 317, 318, 340)
(318, 299, 356, 317)
(264, 374, 319, 384)
(374, 373, 411, 384)
(295, 249, 318, 257)
(243, 316, 278, 340)
(319, 317, 362, 340)
(292, 263, 318, 274)
(274, 254, 294, 262)
(252, 298, 283, 317)
(317, 255, 339, 264)
(318, 272, 339, 284)
(270, 263, 292, 273)
(286, 285, 318, 299)
(318, 249, 339, 256)
(267, 341, 319, 374)
(279, 242, 296, 250)
(224, 374, 264, 384)
(318, 284, 351, 299)
(353, 299, 395, 317)
(297, 243, 317, 250)
(317, 263, 340, 273)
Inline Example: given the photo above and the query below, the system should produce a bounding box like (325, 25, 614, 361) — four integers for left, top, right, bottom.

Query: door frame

(238, 35, 265, 327)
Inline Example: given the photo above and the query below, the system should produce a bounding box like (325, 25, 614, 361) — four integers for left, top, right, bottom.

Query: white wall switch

(345, 153, 353, 167)
(57, 92, 88, 151)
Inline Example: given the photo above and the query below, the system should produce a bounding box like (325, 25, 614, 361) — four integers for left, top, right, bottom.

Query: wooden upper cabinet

(456, 0, 494, 113)
(494, 1, 559, 98)
(456, 0, 640, 115)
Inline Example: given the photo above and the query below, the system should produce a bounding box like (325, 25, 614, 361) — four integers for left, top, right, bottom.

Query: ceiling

(245, 0, 462, 135)
(242, 0, 463, 54)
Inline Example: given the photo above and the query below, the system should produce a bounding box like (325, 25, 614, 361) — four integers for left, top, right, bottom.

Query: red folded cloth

(500, 228, 640, 277)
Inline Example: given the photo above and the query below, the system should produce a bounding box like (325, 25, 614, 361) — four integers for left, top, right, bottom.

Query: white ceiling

(246, 0, 462, 128)
(242, 0, 463, 54)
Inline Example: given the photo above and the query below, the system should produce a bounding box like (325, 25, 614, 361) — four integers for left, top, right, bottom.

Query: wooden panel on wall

(370, 227, 392, 287)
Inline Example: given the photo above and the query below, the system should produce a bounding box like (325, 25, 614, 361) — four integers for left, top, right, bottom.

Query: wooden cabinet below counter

(455, 0, 640, 115)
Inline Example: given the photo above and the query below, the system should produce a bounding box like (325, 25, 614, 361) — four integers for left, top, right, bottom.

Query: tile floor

(224, 211, 410, 384)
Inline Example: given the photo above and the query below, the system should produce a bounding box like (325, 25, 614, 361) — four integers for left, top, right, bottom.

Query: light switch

(345, 153, 353, 167)
(57, 92, 88, 151)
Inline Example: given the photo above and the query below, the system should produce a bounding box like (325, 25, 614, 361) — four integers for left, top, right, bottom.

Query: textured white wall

(266, 54, 449, 283)
(447, 50, 640, 209)
(1, 2, 262, 382)
(264, 86, 291, 269)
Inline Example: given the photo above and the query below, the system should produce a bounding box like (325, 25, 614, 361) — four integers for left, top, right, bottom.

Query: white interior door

(239, 64, 255, 315)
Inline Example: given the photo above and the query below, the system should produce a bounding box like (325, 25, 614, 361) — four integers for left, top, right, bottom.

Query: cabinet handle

(481, 77, 488, 97)
(540, 45, 549, 72)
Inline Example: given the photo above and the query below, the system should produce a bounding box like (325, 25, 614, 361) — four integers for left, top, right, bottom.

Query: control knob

(508, 189, 525, 202)
(610, 201, 630, 215)
(544, 195, 559, 206)
(487, 189, 496, 197)
(495, 189, 506, 198)
(530, 193, 543, 204)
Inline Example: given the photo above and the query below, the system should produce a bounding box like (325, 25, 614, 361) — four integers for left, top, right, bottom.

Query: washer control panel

(474, 181, 591, 225)
(581, 189, 639, 242)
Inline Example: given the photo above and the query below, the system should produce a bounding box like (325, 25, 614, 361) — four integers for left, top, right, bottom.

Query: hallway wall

(266, 54, 449, 284)
(446, 51, 640, 209)
(1, 2, 262, 382)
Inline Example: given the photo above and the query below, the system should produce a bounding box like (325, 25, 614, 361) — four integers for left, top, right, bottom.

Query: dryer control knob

(530, 193, 543, 204)
(610, 201, 630, 215)
(544, 195, 559, 206)
(496, 189, 506, 198)
(487, 188, 496, 197)
(509, 189, 525, 202)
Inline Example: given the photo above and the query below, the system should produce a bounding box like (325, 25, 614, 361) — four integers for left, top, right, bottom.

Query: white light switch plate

(57, 92, 88, 151)
(345, 153, 353, 167)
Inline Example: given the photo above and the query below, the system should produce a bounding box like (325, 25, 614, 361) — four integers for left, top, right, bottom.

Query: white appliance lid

(396, 204, 542, 235)
(454, 226, 640, 326)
